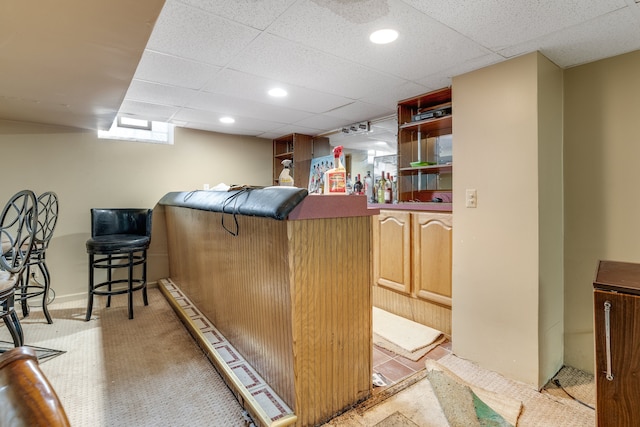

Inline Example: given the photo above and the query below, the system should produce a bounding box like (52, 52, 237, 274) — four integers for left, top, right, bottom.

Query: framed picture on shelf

(308, 154, 344, 194)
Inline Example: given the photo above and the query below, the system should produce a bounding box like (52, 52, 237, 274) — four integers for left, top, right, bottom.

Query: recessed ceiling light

(369, 29, 398, 44)
(268, 88, 288, 97)
(219, 117, 235, 124)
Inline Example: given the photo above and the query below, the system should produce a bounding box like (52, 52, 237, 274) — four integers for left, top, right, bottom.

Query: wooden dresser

(593, 260, 640, 426)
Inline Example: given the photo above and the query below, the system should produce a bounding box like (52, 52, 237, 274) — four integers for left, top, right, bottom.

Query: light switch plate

(466, 189, 477, 208)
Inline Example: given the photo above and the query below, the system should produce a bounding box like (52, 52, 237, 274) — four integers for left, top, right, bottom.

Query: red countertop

(287, 194, 379, 220)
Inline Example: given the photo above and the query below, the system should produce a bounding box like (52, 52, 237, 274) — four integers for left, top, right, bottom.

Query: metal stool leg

(20, 265, 31, 318)
(142, 249, 148, 307)
(86, 253, 94, 321)
(127, 252, 134, 319)
(3, 295, 24, 347)
(106, 254, 112, 308)
(39, 260, 52, 324)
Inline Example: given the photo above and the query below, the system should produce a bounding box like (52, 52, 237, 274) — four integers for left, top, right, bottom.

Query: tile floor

(372, 340, 452, 393)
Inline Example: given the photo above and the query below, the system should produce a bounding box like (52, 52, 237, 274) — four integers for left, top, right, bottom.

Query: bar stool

(85, 208, 152, 320)
(17, 191, 59, 324)
(0, 190, 38, 347)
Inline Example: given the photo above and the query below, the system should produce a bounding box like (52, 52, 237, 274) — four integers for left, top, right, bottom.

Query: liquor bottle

(391, 175, 398, 203)
(324, 146, 346, 194)
(364, 171, 373, 202)
(385, 173, 392, 203)
(353, 174, 363, 195)
(346, 173, 353, 194)
(377, 171, 386, 203)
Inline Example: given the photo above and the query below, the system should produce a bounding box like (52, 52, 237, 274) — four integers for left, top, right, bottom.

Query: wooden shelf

(399, 163, 452, 173)
(396, 87, 453, 203)
(399, 115, 452, 134)
(272, 134, 330, 188)
(274, 151, 294, 158)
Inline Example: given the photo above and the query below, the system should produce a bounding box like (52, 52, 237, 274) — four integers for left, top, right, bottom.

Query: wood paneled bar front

(157, 188, 377, 427)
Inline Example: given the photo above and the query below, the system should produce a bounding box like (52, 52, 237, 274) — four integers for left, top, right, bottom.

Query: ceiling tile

(403, 0, 628, 51)
(291, 114, 354, 133)
(188, 91, 314, 123)
(359, 81, 434, 110)
(268, 0, 489, 81)
(323, 100, 394, 123)
(177, 0, 297, 30)
(179, 121, 263, 136)
(125, 79, 200, 107)
(118, 99, 179, 122)
(499, 8, 640, 67)
(145, 0, 260, 66)
(416, 52, 505, 88)
(174, 107, 286, 132)
(134, 50, 221, 90)
(227, 33, 407, 100)
(263, 123, 330, 137)
(203, 69, 354, 113)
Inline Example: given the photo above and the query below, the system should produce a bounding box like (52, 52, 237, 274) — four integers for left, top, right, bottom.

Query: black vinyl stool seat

(85, 208, 152, 321)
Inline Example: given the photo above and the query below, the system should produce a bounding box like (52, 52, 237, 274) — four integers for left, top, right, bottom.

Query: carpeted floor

(2, 286, 595, 427)
(0, 287, 248, 427)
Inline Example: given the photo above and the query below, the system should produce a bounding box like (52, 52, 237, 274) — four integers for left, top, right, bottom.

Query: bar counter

(157, 188, 377, 427)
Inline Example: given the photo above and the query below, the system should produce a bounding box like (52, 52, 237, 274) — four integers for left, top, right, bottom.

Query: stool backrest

(91, 208, 152, 239)
(34, 191, 59, 250)
(1, 190, 38, 274)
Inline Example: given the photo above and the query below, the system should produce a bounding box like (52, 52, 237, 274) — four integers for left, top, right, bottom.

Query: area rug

(0, 341, 66, 363)
(426, 359, 522, 426)
(373, 307, 445, 361)
(436, 354, 595, 426)
(427, 369, 513, 426)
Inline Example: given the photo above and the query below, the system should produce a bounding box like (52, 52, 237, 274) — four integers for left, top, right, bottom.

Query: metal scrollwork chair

(16, 191, 59, 324)
(0, 190, 38, 347)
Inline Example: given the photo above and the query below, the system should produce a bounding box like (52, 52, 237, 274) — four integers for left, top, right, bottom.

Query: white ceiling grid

(119, 0, 640, 144)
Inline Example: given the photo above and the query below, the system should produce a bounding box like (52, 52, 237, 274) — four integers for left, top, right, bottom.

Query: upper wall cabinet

(397, 87, 452, 203)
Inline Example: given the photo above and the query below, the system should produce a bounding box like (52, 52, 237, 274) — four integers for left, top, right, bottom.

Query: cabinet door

(412, 212, 452, 306)
(594, 289, 640, 426)
(373, 210, 411, 294)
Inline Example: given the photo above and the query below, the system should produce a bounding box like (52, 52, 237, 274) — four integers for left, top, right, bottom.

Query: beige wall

(564, 50, 640, 373)
(452, 52, 564, 388)
(0, 122, 272, 301)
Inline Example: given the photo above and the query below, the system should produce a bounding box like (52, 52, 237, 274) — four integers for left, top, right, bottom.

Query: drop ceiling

(2, 0, 640, 149)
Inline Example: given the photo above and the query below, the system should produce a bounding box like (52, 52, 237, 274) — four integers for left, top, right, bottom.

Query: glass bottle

(364, 171, 374, 202)
(353, 174, 363, 195)
(377, 171, 386, 204)
(385, 173, 392, 203)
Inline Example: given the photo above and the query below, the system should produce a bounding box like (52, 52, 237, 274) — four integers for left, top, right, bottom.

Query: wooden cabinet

(372, 209, 452, 334)
(373, 210, 411, 294)
(272, 133, 329, 189)
(412, 212, 452, 306)
(397, 87, 452, 203)
(593, 260, 640, 426)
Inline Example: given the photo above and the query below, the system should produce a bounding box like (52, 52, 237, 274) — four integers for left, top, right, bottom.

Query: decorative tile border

(158, 278, 296, 427)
